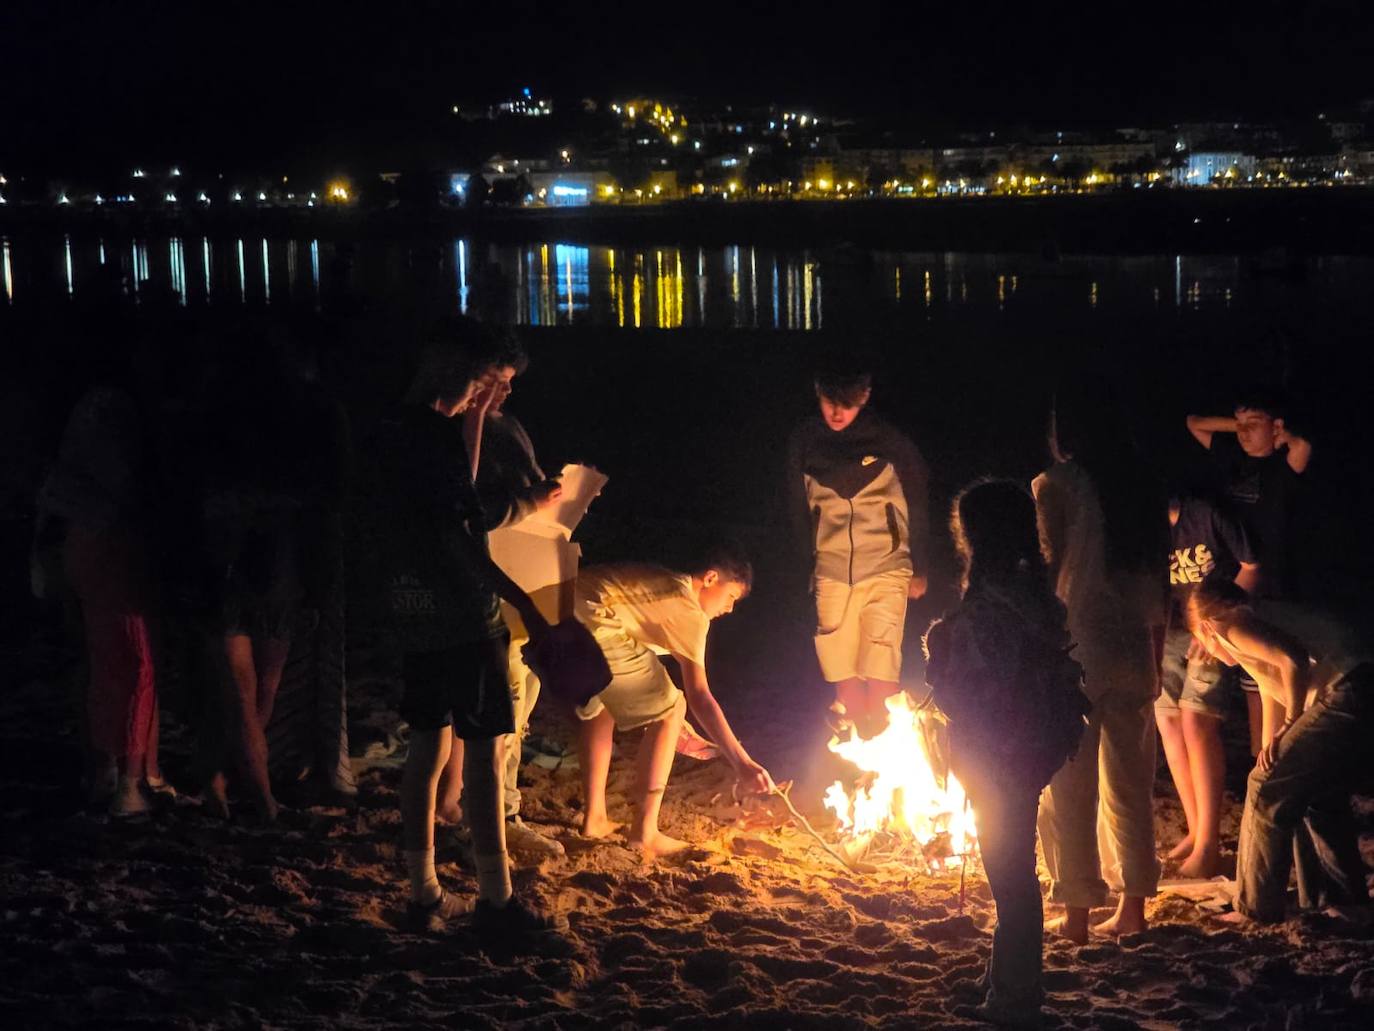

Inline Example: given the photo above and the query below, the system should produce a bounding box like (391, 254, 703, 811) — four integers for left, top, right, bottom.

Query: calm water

(5, 234, 1373, 329)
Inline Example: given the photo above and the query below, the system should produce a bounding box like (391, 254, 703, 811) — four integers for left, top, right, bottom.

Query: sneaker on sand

(505, 816, 566, 859)
(404, 890, 468, 933)
(473, 896, 568, 939)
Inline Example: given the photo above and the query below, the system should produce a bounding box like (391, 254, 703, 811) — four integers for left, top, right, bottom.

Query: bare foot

(435, 803, 463, 826)
(1093, 904, 1148, 938)
(629, 829, 690, 860)
(1177, 844, 1220, 880)
(205, 772, 231, 820)
(1167, 834, 1195, 861)
(109, 778, 152, 817)
(580, 813, 623, 839)
(257, 797, 280, 825)
(1045, 911, 1089, 944)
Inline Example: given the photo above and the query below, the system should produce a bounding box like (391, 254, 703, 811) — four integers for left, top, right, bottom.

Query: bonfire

(823, 691, 976, 873)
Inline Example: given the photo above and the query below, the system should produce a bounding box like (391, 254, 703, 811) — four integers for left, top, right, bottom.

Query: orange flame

(823, 692, 975, 868)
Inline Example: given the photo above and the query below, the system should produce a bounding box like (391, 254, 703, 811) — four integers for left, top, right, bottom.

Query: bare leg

(223, 633, 278, 822)
(1177, 711, 1224, 878)
(144, 696, 163, 784)
(435, 732, 464, 824)
(1046, 905, 1089, 944)
(252, 637, 290, 731)
(628, 709, 689, 858)
(834, 677, 867, 723)
(1156, 710, 1197, 860)
(461, 737, 506, 858)
(111, 752, 152, 814)
(1094, 894, 1147, 937)
(577, 710, 620, 838)
(401, 726, 451, 851)
(865, 679, 900, 735)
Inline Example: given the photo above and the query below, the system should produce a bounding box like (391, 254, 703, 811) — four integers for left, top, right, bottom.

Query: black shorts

(401, 633, 514, 738)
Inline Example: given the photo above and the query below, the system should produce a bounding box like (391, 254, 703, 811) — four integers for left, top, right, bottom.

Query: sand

(4, 630, 1374, 1031)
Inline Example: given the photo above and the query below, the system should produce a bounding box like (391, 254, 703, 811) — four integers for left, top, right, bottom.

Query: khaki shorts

(814, 570, 910, 683)
(576, 628, 685, 731)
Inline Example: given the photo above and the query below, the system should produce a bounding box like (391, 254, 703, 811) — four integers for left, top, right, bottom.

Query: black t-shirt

(1207, 434, 1300, 597)
(369, 405, 504, 651)
(1169, 496, 1254, 616)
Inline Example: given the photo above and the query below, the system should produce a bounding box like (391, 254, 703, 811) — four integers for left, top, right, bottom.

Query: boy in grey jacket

(786, 359, 929, 737)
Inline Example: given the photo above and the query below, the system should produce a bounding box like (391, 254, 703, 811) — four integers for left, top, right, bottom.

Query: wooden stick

(771, 785, 860, 872)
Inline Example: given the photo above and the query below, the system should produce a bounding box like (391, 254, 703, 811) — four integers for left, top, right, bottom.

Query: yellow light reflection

(632, 254, 642, 328)
(608, 249, 624, 327)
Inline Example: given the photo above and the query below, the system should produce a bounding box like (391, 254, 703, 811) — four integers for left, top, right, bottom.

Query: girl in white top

(1033, 381, 1170, 943)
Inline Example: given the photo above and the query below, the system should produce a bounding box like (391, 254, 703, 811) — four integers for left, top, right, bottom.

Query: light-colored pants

(1038, 628, 1161, 908)
(502, 633, 540, 818)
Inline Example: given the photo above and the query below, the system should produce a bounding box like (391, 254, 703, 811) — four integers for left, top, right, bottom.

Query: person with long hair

(1033, 379, 1170, 942)
(1186, 581, 1372, 923)
(925, 480, 1088, 1027)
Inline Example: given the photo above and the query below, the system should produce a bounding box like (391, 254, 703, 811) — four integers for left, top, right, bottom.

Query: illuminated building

(1173, 152, 1256, 185)
(492, 87, 552, 117)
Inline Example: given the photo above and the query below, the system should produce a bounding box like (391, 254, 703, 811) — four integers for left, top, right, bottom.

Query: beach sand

(4, 616, 1374, 1031)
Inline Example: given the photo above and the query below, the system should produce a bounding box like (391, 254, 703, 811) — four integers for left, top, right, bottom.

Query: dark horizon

(3, 1, 1373, 173)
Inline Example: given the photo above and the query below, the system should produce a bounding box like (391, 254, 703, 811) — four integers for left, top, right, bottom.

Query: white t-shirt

(575, 564, 709, 666)
(1033, 460, 1165, 636)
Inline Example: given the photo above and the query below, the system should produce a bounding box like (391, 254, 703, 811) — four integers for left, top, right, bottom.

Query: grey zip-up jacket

(786, 408, 929, 586)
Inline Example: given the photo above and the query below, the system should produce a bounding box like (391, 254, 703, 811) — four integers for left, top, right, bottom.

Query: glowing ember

(823, 691, 975, 869)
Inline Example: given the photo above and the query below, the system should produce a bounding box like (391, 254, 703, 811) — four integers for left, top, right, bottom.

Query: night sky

(3, 0, 1372, 172)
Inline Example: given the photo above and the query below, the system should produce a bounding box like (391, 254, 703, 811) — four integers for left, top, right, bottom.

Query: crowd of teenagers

(34, 311, 1371, 1026)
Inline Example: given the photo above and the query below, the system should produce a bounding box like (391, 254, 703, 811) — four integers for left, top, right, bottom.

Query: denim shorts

(1155, 627, 1228, 718)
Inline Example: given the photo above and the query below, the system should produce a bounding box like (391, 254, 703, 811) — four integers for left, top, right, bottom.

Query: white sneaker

(505, 817, 566, 858)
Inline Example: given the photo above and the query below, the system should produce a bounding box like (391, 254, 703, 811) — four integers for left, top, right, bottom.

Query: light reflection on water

(1, 236, 1368, 329)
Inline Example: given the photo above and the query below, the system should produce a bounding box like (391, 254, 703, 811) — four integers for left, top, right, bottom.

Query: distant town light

(728, 181, 739, 193)
(552, 184, 587, 198)
(233, 191, 243, 202)
(693, 140, 701, 150)
(95, 194, 105, 204)
(258, 191, 268, 200)
(197, 191, 210, 203)
(560, 149, 570, 160)
(132, 169, 146, 178)
(58, 193, 70, 204)
(328, 181, 350, 201)
(165, 192, 177, 203)
(171, 167, 181, 176)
